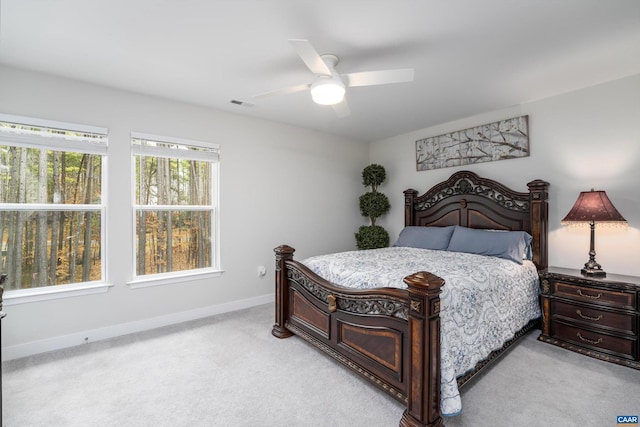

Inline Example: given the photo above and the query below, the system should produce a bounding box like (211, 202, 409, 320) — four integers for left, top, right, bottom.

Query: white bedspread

(301, 246, 540, 416)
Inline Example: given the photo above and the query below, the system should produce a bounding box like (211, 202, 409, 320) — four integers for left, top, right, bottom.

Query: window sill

(127, 269, 224, 289)
(1, 270, 225, 304)
(4, 282, 113, 306)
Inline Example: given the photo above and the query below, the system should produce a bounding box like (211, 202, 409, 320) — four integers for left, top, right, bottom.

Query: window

(0, 114, 107, 291)
(132, 133, 220, 281)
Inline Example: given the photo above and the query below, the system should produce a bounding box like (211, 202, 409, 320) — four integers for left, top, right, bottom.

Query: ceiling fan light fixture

(310, 78, 345, 105)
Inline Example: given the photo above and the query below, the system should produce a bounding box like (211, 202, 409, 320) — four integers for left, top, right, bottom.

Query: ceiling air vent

(230, 99, 254, 107)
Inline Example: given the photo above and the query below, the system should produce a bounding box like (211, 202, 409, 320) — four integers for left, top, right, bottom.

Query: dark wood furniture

(272, 170, 549, 427)
(539, 267, 640, 369)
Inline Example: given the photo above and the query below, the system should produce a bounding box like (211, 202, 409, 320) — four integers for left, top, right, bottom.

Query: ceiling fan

(253, 39, 415, 118)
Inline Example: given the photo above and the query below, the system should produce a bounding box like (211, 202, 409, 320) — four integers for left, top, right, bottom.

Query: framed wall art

(416, 115, 529, 171)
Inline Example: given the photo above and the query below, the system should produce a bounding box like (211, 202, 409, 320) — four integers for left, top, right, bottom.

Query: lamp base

(581, 267, 606, 277)
(582, 254, 606, 277)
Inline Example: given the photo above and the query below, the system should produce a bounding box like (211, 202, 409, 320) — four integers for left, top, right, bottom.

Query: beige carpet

(3, 303, 639, 426)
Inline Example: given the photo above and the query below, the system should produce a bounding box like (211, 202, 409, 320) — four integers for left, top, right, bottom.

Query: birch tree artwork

(415, 116, 529, 171)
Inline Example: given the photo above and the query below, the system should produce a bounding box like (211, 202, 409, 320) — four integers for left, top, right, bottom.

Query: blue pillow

(393, 226, 456, 250)
(446, 226, 532, 264)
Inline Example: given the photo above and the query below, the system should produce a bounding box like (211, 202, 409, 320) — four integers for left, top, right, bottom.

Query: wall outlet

(258, 265, 267, 277)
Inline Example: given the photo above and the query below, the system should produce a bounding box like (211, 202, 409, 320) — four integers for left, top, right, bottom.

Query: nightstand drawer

(540, 268, 640, 369)
(554, 322, 636, 360)
(552, 281, 636, 309)
(552, 300, 636, 334)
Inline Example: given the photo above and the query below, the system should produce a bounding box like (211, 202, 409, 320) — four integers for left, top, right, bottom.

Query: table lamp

(561, 189, 627, 277)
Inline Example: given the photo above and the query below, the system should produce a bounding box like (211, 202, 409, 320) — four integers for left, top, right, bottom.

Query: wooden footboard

(273, 245, 445, 427)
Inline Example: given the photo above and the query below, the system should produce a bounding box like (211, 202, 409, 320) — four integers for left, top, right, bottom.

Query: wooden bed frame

(272, 170, 549, 427)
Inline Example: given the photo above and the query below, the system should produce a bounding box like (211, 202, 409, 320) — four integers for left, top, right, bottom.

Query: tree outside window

(132, 134, 219, 278)
(0, 117, 107, 291)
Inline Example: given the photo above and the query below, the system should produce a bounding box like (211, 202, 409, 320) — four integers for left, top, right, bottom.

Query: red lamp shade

(562, 189, 627, 276)
(562, 190, 627, 224)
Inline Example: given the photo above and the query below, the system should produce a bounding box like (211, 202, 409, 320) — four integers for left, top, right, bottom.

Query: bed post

(527, 179, 549, 270)
(404, 189, 418, 226)
(272, 245, 294, 339)
(400, 271, 445, 427)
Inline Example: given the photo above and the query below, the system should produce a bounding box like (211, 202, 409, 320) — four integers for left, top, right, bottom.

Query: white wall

(370, 74, 640, 277)
(0, 65, 369, 359)
(2, 65, 639, 360)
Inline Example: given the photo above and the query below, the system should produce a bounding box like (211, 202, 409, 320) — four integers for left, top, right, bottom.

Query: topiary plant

(355, 164, 390, 249)
(361, 163, 386, 192)
(355, 225, 389, 250)
(359, 192, 390, 225)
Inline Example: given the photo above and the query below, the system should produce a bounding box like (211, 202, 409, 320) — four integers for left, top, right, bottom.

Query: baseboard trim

(2, 293, 274, 361)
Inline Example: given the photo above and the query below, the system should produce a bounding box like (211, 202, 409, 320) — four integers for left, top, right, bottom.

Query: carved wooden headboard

(403, 170, 549, 270)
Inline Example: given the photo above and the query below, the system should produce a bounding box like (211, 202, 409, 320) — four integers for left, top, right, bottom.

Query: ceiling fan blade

(253, 83, 311, 99)
(343, 68, 414, 87)
(332, 99, 351, 118)
(288, 39, 332, 76)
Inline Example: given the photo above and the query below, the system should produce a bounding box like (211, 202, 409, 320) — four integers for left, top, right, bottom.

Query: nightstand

(538, 267, 640, 369)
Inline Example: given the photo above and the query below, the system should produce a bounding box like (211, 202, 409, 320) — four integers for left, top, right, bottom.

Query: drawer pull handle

(577, 332, 602, 345)
(577, 289, 602, 300)
(576, 310, 603, 322)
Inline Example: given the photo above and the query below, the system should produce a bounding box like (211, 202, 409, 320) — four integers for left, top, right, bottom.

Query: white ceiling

(1, 1, 639, 142)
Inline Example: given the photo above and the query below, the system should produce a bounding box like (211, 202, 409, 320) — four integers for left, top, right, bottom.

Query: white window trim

(0, 131, 108, 155)
(131, 132, 221, 286)
(0, 113, 108, 155)
(131, 131, 215, 148)
(0, 113, 108, 136)
(127, 268, 224, 289)
(0, 113, 109, 297)
(3, 282, 113, 306)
